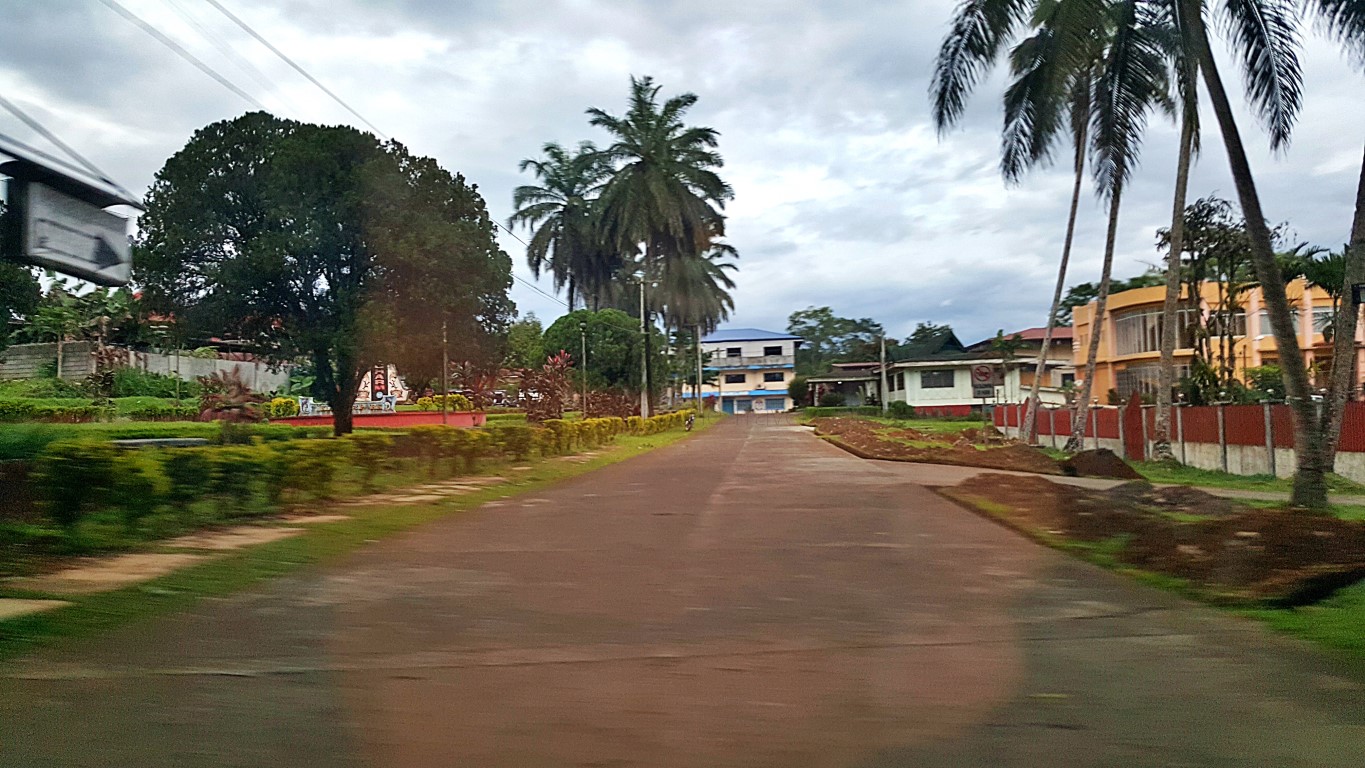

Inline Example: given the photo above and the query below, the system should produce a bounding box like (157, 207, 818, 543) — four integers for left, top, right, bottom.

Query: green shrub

(0, 399, 114, 423)
(887, 401, 915, 419)
(415, 396, 435, 411)
(488, 423, 535, 461)
(343, 432, 394, 491)
(397, 425, 448, 475)
(161, 447, 213, 504)
(111, 368, 201, 399)
(33, 440, 120, 530)
(111, 451, 170, 530)
(116, 397, 198, 421)
(0, 378, 87, 399)
(264, 397, 300, 419)
(435, 393, 473, 411)
(209, 445, 270, 514)
(541, 419, 576, 453)
(282, 439, 354, 500)
(818, 391, 845, 407)
(802, 406, 880, 418)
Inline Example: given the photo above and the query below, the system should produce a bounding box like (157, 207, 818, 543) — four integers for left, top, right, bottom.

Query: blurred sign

(971, 364, 1001, 386)
(19, 181, 131, 286)
(973, 384, 994, 399)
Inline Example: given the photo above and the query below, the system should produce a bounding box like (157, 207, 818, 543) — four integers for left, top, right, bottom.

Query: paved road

(3, 416, 1364, 767)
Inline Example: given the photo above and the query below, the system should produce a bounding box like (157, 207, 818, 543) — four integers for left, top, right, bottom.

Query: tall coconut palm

(1152, 0, 1202, 461)
(658, 243, 738, 337)
(588, 75, 733, 271)
(1169, 0, 1327, 504)
(933, 0, 1172, 450)
(508, 141, 617, 310)
(588, 75, 733, 416)
(998, 13, 1102, 443)
(1305, 0, 1365, 474)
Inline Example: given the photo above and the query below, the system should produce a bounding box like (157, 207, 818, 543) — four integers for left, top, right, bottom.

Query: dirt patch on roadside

(939, 474, 1365, 605)
(1062, 449, 1144, 480)
(811, 417, 1062, 475)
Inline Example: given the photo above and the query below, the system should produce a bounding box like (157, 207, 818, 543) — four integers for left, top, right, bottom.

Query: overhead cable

(202, 0, 387, 138)
(96, 0, 267, 110)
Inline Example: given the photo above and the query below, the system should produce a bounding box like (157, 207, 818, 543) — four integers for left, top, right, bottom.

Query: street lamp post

(441, 319, 449, 425)
(639, 278, 650, 418)
(579, 321, 588, 416)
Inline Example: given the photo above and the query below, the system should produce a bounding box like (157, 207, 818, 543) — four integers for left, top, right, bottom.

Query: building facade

(1071, 278, 1365, 400)
(697, 328, 801, 413)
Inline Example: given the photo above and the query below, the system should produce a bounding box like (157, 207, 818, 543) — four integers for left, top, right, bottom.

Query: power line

(0, 96, 140, 203)
(202, 0, 387, 138)
(96, 0, 266, 110)
(161, 0, 280, 98)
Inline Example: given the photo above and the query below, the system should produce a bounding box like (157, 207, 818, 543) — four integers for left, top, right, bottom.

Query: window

(1257, 309, 1300, 337)
(1313, 306, 1334, 334)
(763, 345, 783, 356)
(921, 369, 954, 388)
(763, 371, 784, 382)
(1115, 362, 1190, 399)
(1113, 306, 1202, 356)
(1060, 372, 1076, 386)
(726, 347, 742, 357)
(724, 373, 746, 384)
(898, 372, 907, 390)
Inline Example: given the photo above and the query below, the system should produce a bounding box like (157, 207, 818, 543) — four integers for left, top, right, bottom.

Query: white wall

(703, 339, 797, 358)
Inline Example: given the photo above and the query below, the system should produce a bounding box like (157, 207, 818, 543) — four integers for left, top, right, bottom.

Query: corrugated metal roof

(701, 328, 802, 342)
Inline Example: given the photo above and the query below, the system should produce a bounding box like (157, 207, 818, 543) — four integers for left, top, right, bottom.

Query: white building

(693, 328, 802, 413)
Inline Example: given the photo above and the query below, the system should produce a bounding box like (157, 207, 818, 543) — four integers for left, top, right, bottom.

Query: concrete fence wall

(994, 401, 1365, 485)
(0, 343, 290, 393)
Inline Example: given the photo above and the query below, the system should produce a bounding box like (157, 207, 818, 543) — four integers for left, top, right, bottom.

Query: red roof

(1010, 326, 1074, 341)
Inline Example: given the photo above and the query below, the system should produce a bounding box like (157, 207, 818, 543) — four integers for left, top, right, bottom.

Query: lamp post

(579, 321, 588, 416)
(441, 319, 449, 425)
(639, 278, 650, 418)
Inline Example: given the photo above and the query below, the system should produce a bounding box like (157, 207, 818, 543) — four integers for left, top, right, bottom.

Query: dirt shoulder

(938, 473, 1365, 607)
(810, 416, 1063, 475)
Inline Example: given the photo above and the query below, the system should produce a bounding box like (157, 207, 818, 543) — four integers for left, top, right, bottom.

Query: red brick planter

(272, 411, 487, 428)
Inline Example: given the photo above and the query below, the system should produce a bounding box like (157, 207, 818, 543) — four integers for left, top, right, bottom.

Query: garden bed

(938, 474, 1365, 606)
(810, 416, 1063, 475)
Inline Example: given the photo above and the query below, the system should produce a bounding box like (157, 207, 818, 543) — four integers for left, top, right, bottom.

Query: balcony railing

(708, 354, 795, 369)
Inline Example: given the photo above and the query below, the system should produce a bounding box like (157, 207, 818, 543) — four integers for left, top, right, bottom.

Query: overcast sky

(2, 0, 1361, 345)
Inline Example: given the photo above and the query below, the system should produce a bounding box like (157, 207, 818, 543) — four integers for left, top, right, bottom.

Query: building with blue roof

(692, 327, 802, 413)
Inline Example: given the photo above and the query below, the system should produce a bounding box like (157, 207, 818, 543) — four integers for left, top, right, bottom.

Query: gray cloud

(1, 0, 1360, 346)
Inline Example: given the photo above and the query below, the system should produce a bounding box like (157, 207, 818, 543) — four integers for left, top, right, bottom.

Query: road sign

(971, 364, 1001, 386)
(16, 181, 131, 286)
(972, 384, 995, 399)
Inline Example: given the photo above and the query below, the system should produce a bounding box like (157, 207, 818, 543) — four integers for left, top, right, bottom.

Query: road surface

(2, 415, 1363, 767)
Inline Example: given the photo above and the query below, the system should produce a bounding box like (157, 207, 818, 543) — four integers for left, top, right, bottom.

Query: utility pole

(639, 278, 650, 418)
(879, 334, 889, 415)
(441, 318, 449, 425)
(579, 321, 588, 416)
(695, 325, 704, 418)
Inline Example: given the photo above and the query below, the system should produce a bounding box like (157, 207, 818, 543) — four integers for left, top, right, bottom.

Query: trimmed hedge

(17, 408, 700, 543)
(800, 406, 881, 418)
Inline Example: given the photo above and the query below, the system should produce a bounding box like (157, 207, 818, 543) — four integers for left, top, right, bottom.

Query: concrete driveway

(2, 415, 1363, 767)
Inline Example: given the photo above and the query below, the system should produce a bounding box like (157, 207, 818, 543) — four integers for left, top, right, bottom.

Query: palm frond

(931, 0, 1035, 131)
(1217, 0, 1303, 149)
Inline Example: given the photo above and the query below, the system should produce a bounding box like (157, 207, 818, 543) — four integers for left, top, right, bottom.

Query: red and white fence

(993, 399, 1365, 483)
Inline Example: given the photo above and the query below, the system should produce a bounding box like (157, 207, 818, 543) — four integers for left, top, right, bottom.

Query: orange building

(1071, 279, 1364, 399)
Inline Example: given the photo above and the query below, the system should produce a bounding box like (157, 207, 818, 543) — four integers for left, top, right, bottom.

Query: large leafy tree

(541, 308, 665, 393)
(136, 112, 512, 434)
(786, 306, 885, 374)
(508, 142, 617, 309)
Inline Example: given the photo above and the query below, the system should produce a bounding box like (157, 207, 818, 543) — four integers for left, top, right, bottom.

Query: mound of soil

(942, 474, 1365, 605)
(1061, 449, 1143, 480)
(811, 417, 1063, 475)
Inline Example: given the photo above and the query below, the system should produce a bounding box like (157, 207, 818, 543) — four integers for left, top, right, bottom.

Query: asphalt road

(3, 415, 1364, 767)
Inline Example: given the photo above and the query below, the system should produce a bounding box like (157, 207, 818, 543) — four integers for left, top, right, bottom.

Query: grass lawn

(0, 418, 714, 660)
(1131, 460, 1365, 495)
(1241, 582, 1365, 657)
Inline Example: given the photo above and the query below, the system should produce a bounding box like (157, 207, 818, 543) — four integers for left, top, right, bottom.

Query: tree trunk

(327, 351, 362, 437)
(1023, 125, 1087, 444)
(1324, 140, 1365, 467)
(1154, 108, 1197, 461)
(1065, 184, 1124, 452)
(1190, 16, 1327, 509)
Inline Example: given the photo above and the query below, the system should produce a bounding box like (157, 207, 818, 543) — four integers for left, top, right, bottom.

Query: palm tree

(1170, 0, 1333, 505)
(1304, 0, 1365, 477)
(933, 0, 1172, 451)
(588, 75, 733, 416)
(588, 75, 733, 271)
(1152, 0, 1202, 461)
(508, 141, 617, 310)
(657, 243, 738, 407)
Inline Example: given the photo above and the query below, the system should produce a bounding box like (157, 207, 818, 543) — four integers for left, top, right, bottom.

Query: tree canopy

(541, 308, 665, 393)
(136, 112, 513, 433)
